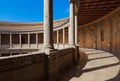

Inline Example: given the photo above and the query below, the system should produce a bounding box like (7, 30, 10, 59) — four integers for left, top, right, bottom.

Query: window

(21, 37, 25, 44)
(101, 30, 104, 41)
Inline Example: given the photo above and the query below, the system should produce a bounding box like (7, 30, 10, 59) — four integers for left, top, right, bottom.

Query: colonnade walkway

(59, 48, 120, 81)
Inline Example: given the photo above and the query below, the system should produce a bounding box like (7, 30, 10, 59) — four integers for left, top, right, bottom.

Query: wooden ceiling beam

(77, 0, 120, 26)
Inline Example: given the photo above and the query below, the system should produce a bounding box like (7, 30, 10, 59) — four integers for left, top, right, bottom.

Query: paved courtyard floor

(59, 48, 120, 81)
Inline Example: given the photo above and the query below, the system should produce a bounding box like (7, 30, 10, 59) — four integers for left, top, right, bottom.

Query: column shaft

(19, 33, 22, 48)
(57, 30, 59, 48)
(44, 0, 54, 51)
(75, 14, 78, 45)
(36, 32, 38, 48)
(57, 30, 59, 44)
(63, 28, 65, 48)
(0, 33, 1, 47)
(69, 1, 75, 46)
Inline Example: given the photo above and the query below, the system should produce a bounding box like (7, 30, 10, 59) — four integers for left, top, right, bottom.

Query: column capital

(75, 12, 78, 16)
(75, 7, 78, 15)
(69, 0, 75, 3)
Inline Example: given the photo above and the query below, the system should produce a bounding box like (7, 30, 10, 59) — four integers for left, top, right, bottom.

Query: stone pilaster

(44, 0, 54, 53)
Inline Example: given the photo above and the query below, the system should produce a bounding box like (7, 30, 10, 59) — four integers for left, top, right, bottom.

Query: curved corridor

(59, 48, 120, 81)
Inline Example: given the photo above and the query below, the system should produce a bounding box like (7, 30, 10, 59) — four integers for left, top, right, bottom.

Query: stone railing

(0, 44, 71, 57)
(0, 48, 78, 81)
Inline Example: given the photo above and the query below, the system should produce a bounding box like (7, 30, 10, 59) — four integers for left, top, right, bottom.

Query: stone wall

(0, 53, 46, 81)
(44, 48, 76, 81)
(0, 48, 76, 81)
(58, 48, 74, 73)
(78, 8, 120, 59)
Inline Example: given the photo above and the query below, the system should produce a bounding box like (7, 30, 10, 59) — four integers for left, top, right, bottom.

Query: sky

(0, 0, 69, 22)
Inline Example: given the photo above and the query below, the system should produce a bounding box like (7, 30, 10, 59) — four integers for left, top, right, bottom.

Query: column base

(44, 45, 57, 55)
(69, 44, 76, 48)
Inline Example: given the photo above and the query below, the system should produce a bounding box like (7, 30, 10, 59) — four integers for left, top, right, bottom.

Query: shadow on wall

(58, 51, 88, 81)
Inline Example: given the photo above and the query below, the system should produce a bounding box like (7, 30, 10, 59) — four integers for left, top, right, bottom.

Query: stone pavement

(59, 48, 120, 81)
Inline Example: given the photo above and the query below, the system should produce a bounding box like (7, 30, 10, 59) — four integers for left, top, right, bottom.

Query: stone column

(75, 13, 78, 45)
(63, 28, 65, 48)
(69, 0, 75, 47)
(0, 33, 1, 47)
(36, 32, 38, 48)
(44, 0, 54, 52)
(28, 33, 30, 48)
(57, 30, 59, 48)
(19, 33, 22, 48)
(10, 33, 12, 48)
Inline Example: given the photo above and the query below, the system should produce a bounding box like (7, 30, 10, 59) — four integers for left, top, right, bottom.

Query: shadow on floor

(83, 62, 120, 73)
(107, 55, 120, 81)
(87, 51, 106, 55)
(59, 50, 120, 81)
(107, 71, 120, 81)
(88, 55, 114, 61)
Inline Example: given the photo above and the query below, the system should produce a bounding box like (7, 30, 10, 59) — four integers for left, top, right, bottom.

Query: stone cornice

(0, 18, 69, 33)
(0, 18, 68, 26)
